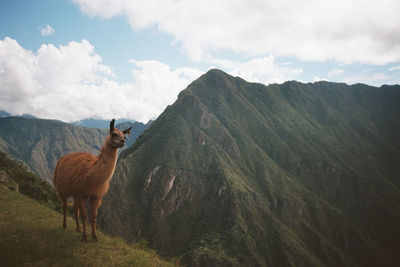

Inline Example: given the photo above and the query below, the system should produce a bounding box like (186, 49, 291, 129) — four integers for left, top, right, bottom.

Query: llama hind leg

(89, 196, 102, 242)
(75, 196, 88, 242)
(73, 201, 81, 232)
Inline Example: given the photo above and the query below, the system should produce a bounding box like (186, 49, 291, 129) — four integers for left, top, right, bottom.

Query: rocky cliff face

(98, 69, 400, 266)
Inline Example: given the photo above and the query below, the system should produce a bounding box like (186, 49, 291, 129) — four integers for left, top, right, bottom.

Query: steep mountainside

(98, 69, 400, 266)
(0, 117, 108, 182)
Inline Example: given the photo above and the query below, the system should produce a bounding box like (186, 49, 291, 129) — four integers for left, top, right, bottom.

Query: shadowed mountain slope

(98, 69, 400, 266)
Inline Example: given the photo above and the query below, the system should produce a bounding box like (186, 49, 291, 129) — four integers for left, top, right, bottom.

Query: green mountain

(0, 186, 178, 267)
(0, 117, 108, 182)
(98, 69, 400, 266)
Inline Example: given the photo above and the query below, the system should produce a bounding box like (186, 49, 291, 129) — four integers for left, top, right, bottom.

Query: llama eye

(111, 132, 117, 138)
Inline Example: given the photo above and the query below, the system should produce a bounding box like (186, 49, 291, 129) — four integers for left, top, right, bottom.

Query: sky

(0, 0, 399, 123)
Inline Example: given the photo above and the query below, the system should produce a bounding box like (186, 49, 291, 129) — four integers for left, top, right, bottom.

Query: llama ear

(109, 119, 115, 133)
(123, 126, 132, 135)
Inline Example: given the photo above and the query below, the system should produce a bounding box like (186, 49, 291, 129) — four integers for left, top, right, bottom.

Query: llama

(53, 119, 132, 242)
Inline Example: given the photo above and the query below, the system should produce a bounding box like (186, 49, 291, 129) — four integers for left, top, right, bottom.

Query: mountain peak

(196, 68, 236, 84)
(180, 68, 240, 100)
(204, 68, 230, 77)
(99, 73, 400, 266)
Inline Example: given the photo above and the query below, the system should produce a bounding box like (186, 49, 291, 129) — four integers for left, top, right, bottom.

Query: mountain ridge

(98, 69, 400, 266)
(74, 118, 137, 129)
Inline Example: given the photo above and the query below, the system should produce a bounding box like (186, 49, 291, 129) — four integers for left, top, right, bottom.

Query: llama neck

(94, 142, 119, 184)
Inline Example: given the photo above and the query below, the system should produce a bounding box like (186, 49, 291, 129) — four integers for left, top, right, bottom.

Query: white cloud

(313, 77, 326, 82)
(0, 37, 306, 122)
(388, 66, 400, 72)
(73, 0, 400, 65)
(126, 60, 203, 121)
(40, 25, 55, 36)
(209, 56, 303, 84)
(2, 34, 395, 125)
(342, 71, 400, 86)
(328, 68, 343, 76)
(0, 37, 202, 123)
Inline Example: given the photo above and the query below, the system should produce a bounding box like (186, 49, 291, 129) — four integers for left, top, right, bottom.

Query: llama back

(53, 152, 97, 195)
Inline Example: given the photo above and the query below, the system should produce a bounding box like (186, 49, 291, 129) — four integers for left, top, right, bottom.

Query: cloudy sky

(1, 0, 399, 123)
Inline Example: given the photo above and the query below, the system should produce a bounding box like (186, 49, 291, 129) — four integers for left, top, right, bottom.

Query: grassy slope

(0, 186, 177, 267)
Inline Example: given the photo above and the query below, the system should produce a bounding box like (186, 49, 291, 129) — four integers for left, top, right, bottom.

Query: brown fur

(53, 119, 131, 242)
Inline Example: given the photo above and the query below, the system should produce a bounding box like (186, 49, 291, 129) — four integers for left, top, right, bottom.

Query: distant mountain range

(0, 117, 107, 183)
(73, 118, 138, 129)
(0, 110, 11, 117)
(97, 69, 400, 266)
(0, 117, 149, 182)
(0, 110, 37, 119)
(0, 112, 143, 129)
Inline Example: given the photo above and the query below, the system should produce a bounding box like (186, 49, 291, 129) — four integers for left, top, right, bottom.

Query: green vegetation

(0, 150, 60, 210)
(98, 69, 400, 266)
(0, 186, 178, 267)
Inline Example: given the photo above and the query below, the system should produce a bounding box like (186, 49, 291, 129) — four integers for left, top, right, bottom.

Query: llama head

(107, 119, 133, 148)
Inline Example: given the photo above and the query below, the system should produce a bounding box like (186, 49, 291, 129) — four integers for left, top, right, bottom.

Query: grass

(0, 186, 178, 267)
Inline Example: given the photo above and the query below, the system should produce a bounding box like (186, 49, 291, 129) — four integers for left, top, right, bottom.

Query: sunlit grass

(0, 186, 178, 267)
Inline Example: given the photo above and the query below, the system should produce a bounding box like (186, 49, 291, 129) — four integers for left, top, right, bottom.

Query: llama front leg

(75, 196, 88, 242)
(89, 196, 102, 242)
(61, 196, 68, 230)
(73, 201, 81, 232)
